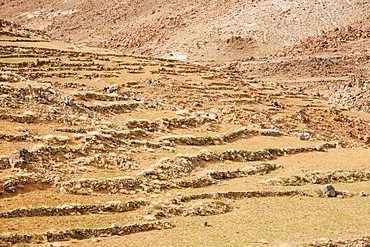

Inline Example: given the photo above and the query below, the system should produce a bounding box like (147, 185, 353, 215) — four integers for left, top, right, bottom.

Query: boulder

(322, 184, 336, 197)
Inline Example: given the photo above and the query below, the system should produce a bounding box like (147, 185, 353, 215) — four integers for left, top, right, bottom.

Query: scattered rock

(208, 112, 218, 120)
(360, 191, 369, 197)
(299, 133, 311, 140)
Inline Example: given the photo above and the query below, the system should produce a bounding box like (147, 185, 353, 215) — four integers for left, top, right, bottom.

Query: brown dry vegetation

(0, 12, 369, 247)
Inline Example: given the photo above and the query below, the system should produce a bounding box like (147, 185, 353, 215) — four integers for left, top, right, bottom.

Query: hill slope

(1, 16, 370, 247)
(1, 0, 369, 60)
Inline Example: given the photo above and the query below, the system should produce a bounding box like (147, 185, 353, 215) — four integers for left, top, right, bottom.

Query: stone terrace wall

(264, 170, 370, 186)
(55, 177, 143, 195)
(0, 200, 147, 218)
(141, 143, 336, 179)
(305, 236, 370, 247)
(209, 163, 282, 179)
(179, 190, 308, 202)
(0, 221, 175, 246)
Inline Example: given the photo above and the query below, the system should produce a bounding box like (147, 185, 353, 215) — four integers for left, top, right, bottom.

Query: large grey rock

(322, 184, 336, 197)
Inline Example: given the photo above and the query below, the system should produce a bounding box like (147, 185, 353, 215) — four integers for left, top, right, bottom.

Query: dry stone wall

(0, 221, 175, 246)
(153, 201, 231, 219)
(179, 190, 308, 202)
(0, 200, 147, 218)
(209, 163, 282, 179)
(305, 236, 370, 247)
(141, 143, 336, 179)
(55, 177, 143, 195)
(263, 170, 370, 186)
(126, 116, 217, 132)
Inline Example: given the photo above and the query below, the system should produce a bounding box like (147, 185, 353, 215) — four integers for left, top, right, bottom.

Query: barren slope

(0, 0, 369, 60)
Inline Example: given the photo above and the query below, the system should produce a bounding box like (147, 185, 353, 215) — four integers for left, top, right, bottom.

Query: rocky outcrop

(325, 76, 370, 113)
(282, 16, 370, 56)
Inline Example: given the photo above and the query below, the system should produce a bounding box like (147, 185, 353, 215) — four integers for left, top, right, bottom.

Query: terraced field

(0, 20, 370, 246)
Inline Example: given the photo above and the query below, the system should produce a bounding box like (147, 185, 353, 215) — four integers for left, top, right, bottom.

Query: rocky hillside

(278, 15, 370, 56)
(0, 0, 369, 60)
(1, 15, 370, 247)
